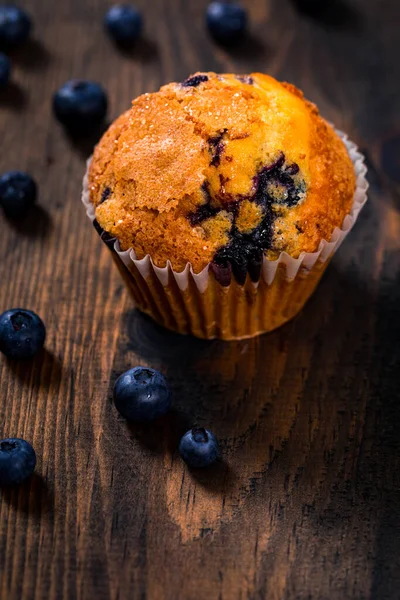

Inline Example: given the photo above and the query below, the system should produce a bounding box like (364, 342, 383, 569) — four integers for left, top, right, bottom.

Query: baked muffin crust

(89, 72, 356, 278)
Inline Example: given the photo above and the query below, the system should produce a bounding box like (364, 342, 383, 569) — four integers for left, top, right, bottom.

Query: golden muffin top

(88, 72, 356, 281)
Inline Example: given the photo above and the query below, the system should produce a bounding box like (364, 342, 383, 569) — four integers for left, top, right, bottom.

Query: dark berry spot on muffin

(201, 180, 213, 204)
(246, 250, 263, 283)
(225, 199, 240, 218)
(213, 240, 245, 284)
(295, 223, 303, 233)
(188, 202, 220, 226)
(210, 260, 232, 286)
(100, 186, 111, 204)
(182, 74, 209, 88)
(285, 163, 300, 176)
(188, 182, 220, 226)
(219, 173, 229, 189)
(208, 130, 227, 166)
(188, 153, 306, 284)
(213, 233, 265, 285)
(236, 75, 253, 85)
(287, 179, 306, 207)
(258, 152, 285, 176)
(217, 155, 306, 282)
(254, 153, 306, 209)
(212, 209, 274, 284)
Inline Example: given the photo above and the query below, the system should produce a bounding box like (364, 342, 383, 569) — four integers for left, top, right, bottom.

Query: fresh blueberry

(0, 52, 10, 87)
(104, 4, 143, 45)
(206, 1, 248, 44)
(0, 4, 32, 49)
(179, 428, 219, 468)
(0, 309, 46, 359)
(52, 80, 108, 132)
(114, 367, 171, 422)
(0, 171, 37, 219)
(0, 438, 36, 486)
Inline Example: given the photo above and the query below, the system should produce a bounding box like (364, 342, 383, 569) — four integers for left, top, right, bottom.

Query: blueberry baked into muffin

(84, 72, 366, 339)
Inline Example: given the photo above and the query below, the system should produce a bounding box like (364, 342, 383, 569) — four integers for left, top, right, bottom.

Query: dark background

(0, 0, 399, 599)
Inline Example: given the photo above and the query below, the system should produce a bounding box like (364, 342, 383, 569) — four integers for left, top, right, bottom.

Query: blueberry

(0, 438, 36, 486)
(182, 74, 209, 88)
(206, 1, 248, 44)
(104, 4, 143, 45)
(0, 4, 31, 49)
(100, 186, 111, 204)
(188, 200, 219, 226)
(179, 428, 219, 468)
(0, 171, 37, 219)
(114, 367, 171, 422)
(0, 52, 10, 87)
(52, 80, 108, 132)
(0, 309, 46, 359)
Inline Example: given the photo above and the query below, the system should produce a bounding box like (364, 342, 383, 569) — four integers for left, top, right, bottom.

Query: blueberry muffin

(85, 73, 365, 339)
(89, 72, 355, 280)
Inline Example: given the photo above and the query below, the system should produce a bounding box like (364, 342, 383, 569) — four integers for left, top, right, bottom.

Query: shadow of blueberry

(291, 0, 362, 31)
(111, 36, 159, 63)
(124, 408, 192, 456)
(62, 121, 110, 159)
(118, 308, 268, 438)
(10, 38, 51, 70)
(1, 472, 54, 517)
(124, 309, 214, 365)
(3, 204, 52, 239)
(381, 136, 400, 185)
(0, 81, 28, 111)
(187, 457, 237, 494)
(215, 32, 269, 63)
(5, 348, 63, 392)
(359, 147, 399, 212)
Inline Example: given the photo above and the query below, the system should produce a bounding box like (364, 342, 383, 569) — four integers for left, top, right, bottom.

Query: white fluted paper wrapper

(82, 130, 368, 294)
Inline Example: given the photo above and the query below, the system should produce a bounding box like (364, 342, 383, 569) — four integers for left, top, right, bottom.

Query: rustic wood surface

(0, 0, 399, 598)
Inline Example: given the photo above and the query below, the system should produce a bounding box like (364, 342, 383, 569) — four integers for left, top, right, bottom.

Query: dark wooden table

(1, 0, 399, 598)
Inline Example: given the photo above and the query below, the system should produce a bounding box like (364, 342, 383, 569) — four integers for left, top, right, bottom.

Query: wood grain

(0, 0, 399, 598)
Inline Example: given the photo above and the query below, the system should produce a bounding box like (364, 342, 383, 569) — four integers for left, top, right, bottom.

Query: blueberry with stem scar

(0, 309, 45, 359)
(179, 428, 219, 468)
(114, 367, 171, 422)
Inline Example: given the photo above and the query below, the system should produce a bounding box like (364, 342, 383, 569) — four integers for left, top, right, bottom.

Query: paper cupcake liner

(82, 129, 368, 340)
